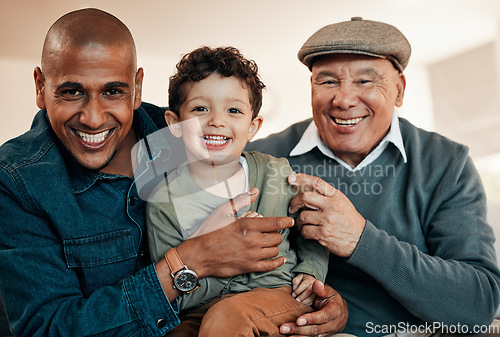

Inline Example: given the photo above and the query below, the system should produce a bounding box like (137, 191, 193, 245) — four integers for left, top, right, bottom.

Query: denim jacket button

(156, 318, 166, 329)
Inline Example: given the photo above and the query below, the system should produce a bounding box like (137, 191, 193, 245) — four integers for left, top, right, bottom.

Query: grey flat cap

(298, 17, 411, 72)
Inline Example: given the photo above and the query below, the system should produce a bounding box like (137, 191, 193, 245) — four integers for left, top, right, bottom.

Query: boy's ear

(165, 110, 182, 137)
(247, 116, 263, 141)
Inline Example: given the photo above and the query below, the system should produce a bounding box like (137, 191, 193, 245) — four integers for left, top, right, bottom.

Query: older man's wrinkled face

(310, 54, 405, 167)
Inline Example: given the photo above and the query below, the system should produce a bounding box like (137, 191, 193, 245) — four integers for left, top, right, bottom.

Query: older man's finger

(289, 173, 339, 198)
(289, 189, 328, 214)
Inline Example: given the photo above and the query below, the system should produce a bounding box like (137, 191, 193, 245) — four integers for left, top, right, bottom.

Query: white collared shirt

(289, 111, 407, 172)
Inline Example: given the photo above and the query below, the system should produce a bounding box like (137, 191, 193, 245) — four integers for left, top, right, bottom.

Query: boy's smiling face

(167, 73, 263, 166)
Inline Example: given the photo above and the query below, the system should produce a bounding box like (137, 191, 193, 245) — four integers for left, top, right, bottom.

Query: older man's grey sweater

(246, 117, 500, 337)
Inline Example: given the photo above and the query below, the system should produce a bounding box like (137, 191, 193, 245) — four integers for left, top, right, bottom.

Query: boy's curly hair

(168, 46, 265, 119)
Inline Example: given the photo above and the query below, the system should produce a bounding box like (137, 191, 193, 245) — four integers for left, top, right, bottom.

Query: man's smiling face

(310, 54, 405, 167)
(35, 42, 143, 171)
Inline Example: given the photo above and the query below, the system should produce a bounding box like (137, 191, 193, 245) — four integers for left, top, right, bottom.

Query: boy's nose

(207, 110, 226, 127)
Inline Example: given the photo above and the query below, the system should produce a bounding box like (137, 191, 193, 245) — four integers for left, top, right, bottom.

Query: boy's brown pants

(167, 286, 313, 337)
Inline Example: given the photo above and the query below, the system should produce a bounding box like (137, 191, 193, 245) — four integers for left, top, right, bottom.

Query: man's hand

(177, 188, 294, 279)
(280, 280, 348, 336)
(288, 173, 366, 258)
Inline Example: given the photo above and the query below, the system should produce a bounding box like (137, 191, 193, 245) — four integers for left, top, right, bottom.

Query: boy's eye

(192, 107, 208, 112)
(228, 108, 242, 114)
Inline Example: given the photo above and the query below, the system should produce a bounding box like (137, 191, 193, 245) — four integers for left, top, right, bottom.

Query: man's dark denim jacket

(0, 103, 181, 336)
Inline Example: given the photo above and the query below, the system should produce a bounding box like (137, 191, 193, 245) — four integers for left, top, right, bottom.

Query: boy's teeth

(76, 130, 110, 144)
(333, 117, 363, 126)
(203, 135, 229, 145)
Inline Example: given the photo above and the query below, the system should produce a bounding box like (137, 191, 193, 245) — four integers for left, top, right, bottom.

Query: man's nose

(332, 84, 359, 110)
(80, 96, 107, 128)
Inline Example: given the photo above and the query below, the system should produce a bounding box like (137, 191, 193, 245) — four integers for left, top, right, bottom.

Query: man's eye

(358, 79, 373, 84)
(64, 90, 83, 96)
(60, 90, 84, 99)
(104, 89, 122, 96)
(228, 108, 242, 114)
(321, 80, 338, 86)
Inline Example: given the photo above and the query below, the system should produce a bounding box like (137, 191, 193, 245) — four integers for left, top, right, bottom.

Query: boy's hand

(292, 273, 316, 306)
(189, 188, 260, 238)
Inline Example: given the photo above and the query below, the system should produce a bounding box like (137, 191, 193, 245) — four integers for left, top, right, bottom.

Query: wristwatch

(164, 248, 199, 293)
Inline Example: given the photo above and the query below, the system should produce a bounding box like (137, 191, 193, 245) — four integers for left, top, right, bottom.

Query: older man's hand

(280, 280, 348, 336)
(288, 173, 366, 258)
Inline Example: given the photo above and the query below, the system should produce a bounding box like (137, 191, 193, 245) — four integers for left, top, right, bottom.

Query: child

(146, 46, 328, 336)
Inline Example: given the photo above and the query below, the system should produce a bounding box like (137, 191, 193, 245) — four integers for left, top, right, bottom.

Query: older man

(248, 17, 500, 336)
(0, 8, 347, 337)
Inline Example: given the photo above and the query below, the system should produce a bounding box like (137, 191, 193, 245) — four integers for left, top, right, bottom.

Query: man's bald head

(41, 8, 137, 74)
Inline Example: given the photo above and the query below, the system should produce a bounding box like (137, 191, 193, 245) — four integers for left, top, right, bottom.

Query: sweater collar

(289, 111, 407, 172)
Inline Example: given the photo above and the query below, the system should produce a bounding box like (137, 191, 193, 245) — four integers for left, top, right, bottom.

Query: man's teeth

(203, 135, 229, 145)
(76, 130, 110, 144)
(333, 117, 363, 126)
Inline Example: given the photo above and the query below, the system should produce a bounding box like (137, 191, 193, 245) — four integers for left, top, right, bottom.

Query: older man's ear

(395, 72, 406, 107)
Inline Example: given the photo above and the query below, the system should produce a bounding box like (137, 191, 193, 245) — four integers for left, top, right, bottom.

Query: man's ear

(165, 110, 182, 137)
(34, 67, 46, 110)
(133, 68, 144, 110)
(395, 73, 406, 107)
(247, 116, 264, 141)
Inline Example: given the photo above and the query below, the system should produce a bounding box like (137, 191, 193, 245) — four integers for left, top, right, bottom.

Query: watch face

(174, 269, 198, 292)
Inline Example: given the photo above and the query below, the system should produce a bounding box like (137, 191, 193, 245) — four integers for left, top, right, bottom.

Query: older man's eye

(321, 80, 339, 86)
(357, 78, 374, 85)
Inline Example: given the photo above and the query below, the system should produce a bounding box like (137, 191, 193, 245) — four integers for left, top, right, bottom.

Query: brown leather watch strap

(164, 247, 184, 275)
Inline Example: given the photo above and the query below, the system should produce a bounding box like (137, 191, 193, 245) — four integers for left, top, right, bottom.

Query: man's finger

(257, 231, 284, 248)
(298, 223, 322, 242)
(288, 173, 339, 198)
(254, 256, 287, 273)
(258, 246, 281, 260)
(240, 216, 294, 233)
(289, 190, 328, 214)
(280, 307, 343, 336)
(312, 280, 329, 299)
